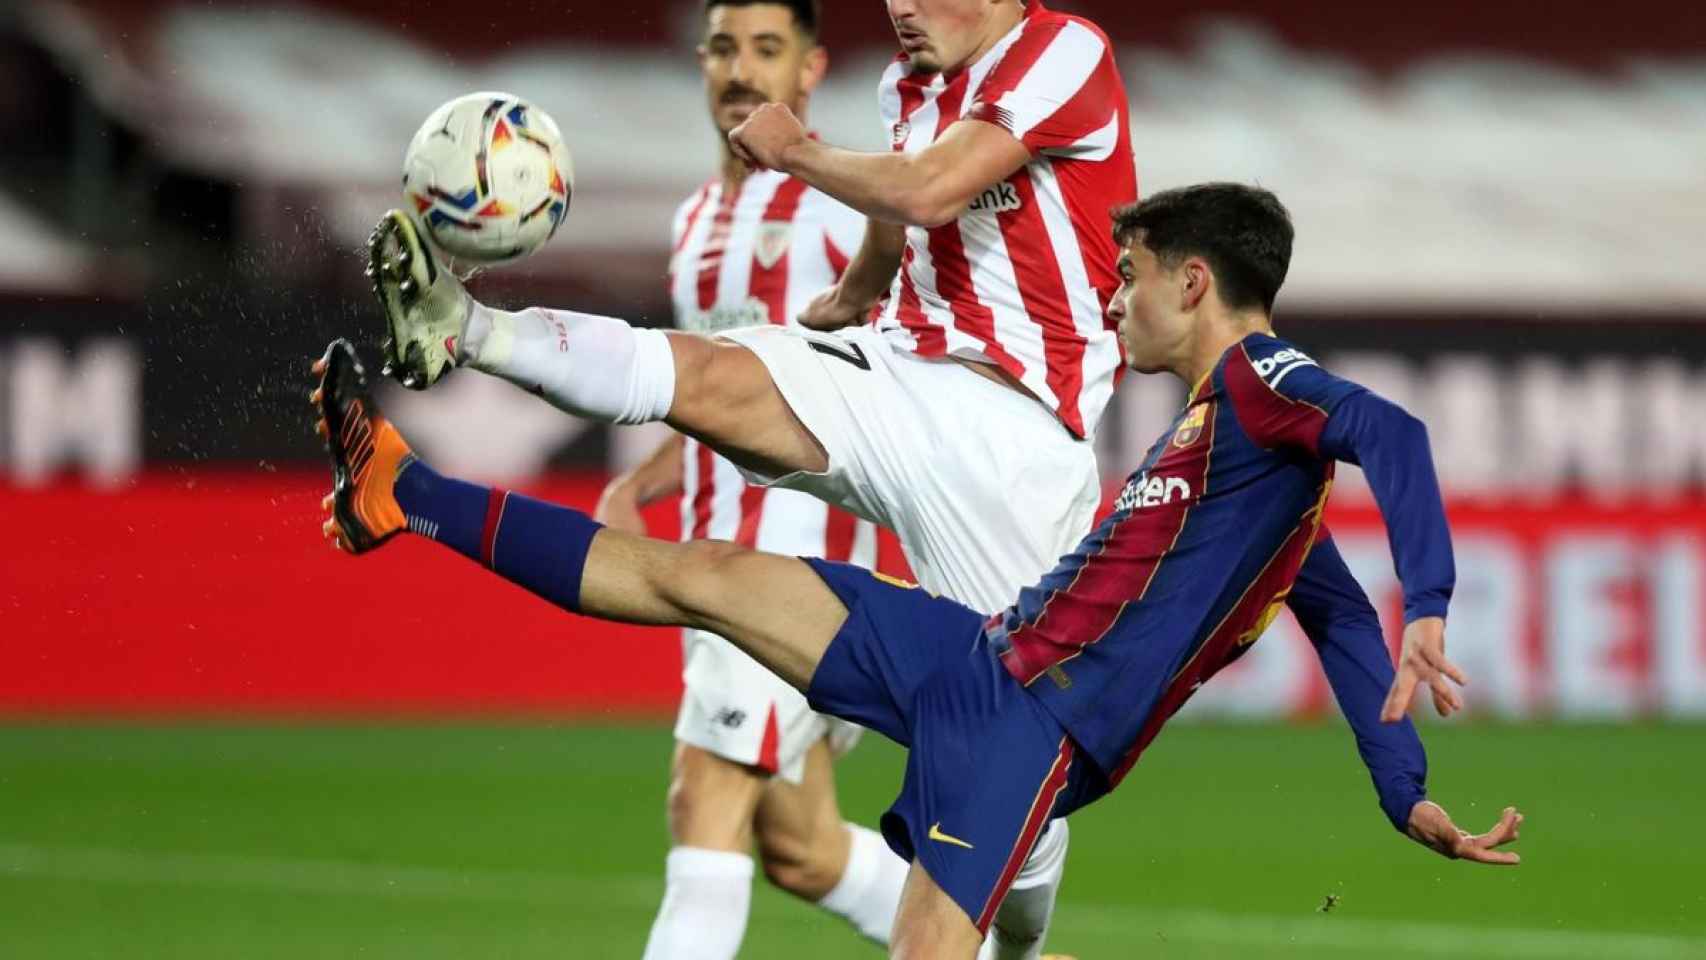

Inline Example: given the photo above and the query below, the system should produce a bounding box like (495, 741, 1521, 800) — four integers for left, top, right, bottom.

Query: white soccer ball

(402, 92, 574, 264)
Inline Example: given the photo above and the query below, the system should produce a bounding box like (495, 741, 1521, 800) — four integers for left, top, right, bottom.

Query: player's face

(887, 0, 1001, 74)
(699, 5, 825, 137)
(1109, 242, 1190, 374)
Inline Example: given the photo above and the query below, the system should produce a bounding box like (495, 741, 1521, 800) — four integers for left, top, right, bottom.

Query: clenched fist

(729, 102, 808, 172)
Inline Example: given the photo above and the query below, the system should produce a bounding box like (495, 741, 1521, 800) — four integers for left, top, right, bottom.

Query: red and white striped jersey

(667, 169, 880, 566)
(875, 0, 1136, 440)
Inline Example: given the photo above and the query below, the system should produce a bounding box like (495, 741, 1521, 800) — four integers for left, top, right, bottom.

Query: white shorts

(719, 324, 1101, 613)
(675, 627, 862, 784)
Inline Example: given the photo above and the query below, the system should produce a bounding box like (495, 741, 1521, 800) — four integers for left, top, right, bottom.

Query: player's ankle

(455, 298, 493, 366)
(391, 455, 441, 524)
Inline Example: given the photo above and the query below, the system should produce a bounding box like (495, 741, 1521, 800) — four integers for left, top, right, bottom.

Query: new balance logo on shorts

(712, 708, 748, 729)
(1114, 471, 1193, 513)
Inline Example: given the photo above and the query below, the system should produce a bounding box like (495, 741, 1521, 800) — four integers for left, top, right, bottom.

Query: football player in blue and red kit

(312, 182, 1522, 960)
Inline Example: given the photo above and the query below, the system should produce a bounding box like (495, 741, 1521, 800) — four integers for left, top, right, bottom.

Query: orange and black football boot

(311, 338, 412, 554)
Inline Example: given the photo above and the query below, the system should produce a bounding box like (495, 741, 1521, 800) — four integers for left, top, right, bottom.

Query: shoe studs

(364, 212, 442, 389)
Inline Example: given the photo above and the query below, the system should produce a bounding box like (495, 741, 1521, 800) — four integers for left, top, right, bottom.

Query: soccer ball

(402, 92, 573, 264)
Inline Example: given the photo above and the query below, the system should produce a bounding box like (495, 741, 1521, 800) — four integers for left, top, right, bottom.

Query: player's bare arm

(731, 104, 1030, 227)
(594, 432, 685, 535)
(799, 219, 905, 331)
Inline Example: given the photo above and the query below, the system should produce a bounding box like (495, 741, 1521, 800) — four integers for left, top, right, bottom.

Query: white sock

(640, 847, 754, 960)
(977, 819, 1070, 960)
(462, 303, 675, 425)
(815, 824, 908, 945)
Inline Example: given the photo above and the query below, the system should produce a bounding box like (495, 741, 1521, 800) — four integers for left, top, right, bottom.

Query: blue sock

(393, 457, 603, 613)
(393, 456, 488, 557)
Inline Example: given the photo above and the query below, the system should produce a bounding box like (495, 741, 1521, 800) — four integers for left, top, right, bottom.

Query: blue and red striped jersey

(987, 332, 1454, 795)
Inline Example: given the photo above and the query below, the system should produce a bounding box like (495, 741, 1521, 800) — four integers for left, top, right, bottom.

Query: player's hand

(593, 479, 648, 536)
(729, 103, 808, 172)
(1380, 616, 1467, 722)
(798, 284, 870, 332)
(1406, 800, 1522, 865)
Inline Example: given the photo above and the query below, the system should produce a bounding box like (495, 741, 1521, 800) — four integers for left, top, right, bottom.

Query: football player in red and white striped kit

(592, 4, 910, 958)
(829, 3, 1133, 443)
(368, 2, 1135, 954)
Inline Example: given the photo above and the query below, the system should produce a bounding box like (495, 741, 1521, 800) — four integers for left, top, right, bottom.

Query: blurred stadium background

(3, 0, 1705, 956)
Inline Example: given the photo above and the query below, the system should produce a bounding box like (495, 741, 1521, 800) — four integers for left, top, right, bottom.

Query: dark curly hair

(1112, 184, 1294, 313)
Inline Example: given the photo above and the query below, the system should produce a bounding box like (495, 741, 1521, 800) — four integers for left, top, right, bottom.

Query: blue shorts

(802, 559, 1108, 933)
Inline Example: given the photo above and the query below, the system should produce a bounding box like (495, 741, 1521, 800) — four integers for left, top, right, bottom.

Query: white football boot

(366, 210, 472, 390)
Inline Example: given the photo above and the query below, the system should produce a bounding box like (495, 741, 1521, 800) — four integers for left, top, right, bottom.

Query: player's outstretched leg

(366, 209, 826, 481)
(311, 338, 844, 690)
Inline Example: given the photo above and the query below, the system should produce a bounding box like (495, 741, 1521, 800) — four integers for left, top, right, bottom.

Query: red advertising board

(2, 471, 683, 716)
(5, 471, 1705, 719)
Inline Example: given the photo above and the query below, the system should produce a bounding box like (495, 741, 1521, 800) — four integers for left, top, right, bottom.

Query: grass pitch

(1, 722, 1702, 958)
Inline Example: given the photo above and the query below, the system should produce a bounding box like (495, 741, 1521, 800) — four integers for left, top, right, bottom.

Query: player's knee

(669, 336, 763, 425)
(665, 751, 759, 848)
(757, 847, 826, 899)
(756, 825, 841, 900)
(663, 770, 699, 839)
(665, 332, 716, 408)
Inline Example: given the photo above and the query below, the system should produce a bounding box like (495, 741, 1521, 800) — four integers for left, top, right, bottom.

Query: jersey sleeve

(964, 18, 1124, 157)
(1221, 338, 1363, 455)
(1226, 337, 1456, 624)
(1319, 393, 1455, 621)
(1289, 533, 1428, 834)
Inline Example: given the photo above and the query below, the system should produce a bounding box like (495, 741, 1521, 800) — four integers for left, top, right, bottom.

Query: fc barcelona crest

(754, 222, 792, 269)
(1173, 402, 1209, 448)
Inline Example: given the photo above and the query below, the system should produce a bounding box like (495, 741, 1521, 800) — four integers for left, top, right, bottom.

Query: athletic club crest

(754, 222, 792, 269)
(1173, 402, 1209, 448)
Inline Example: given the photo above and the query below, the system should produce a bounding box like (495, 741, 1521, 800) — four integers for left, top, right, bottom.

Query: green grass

(1, 723, 1702, 958)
